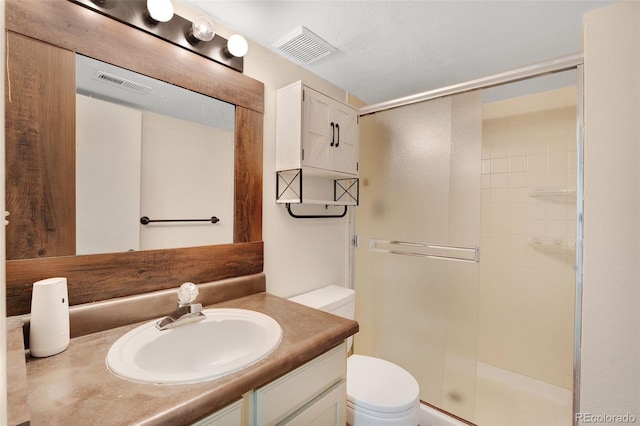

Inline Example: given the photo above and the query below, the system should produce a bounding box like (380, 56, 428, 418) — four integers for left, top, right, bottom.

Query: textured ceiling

(183, 0, 614, 105)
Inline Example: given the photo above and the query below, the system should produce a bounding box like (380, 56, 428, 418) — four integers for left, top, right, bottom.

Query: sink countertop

(15, 292, 359, 425)
(7, 317, 30, 426)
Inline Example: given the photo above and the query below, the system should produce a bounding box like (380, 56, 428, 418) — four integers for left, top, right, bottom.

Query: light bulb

(190, 16, 216, 42)
(185, 16, 215, 45)
(225, 34, 248, 58)
(146, 0, 174, 23)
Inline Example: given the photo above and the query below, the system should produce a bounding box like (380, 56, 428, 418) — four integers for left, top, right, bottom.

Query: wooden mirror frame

(5, 0, 264, 316)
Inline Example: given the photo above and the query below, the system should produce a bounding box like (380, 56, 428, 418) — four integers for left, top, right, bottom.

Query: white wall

(139, 112, 234, 250)
(174, 4, 363, 298)
(582, 0, 640, 420)
(76, 95, 142, 254)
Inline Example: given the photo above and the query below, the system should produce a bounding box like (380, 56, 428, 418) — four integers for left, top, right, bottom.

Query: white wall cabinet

(276, 81, 359, 208)
(76, 94, 142, 254)
(191, 342, 347, 426)
(299, 87, 358, 176)
(276, 81, 358, 177)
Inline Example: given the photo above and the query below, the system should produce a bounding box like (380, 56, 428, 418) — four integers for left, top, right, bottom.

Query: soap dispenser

(29, 277, 70, 357)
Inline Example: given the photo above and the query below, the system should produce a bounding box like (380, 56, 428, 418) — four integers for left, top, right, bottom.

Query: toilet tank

(288, 285, 355, 320)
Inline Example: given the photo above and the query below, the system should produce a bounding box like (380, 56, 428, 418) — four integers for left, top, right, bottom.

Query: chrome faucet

(156, 282, 206, 331)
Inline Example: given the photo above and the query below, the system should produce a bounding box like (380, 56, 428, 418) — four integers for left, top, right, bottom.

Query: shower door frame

(355, 54, 585, 426)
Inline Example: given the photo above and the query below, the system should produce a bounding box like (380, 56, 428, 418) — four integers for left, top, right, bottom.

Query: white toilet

(289, 285, 420, 426)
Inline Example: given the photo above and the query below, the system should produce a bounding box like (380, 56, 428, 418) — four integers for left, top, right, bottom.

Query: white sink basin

(106, 308, 282, 384)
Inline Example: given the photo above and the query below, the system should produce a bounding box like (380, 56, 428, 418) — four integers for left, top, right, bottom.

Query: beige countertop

(9, 292, 358, 425)
(7, 317, 30, 426)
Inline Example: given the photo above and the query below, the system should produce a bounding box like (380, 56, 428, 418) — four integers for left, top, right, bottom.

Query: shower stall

(353, 61, 582, 426)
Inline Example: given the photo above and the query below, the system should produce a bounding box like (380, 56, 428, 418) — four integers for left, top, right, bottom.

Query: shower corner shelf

(529, 187, 576, 202)
(529, 237, 576, 252)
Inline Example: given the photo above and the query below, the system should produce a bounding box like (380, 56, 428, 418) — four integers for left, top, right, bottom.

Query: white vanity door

(330, 102, 358, 175)
(302, 87, 334, 172)
(191, 399, 243, 426)
(279, 381, 346, 426)
(255, 342, 347, 426)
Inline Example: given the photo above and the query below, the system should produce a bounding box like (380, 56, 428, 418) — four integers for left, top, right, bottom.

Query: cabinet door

(255, 343, 347, 426)
(303, 88, 334, 171)
(191, 399, 243, 426)
(279, 381, 346, 426)
(331, 103, 358, 175)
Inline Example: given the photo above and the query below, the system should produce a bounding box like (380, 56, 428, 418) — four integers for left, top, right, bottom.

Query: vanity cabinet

(191, 342, 347, 426)
(276, 81, 359, 177)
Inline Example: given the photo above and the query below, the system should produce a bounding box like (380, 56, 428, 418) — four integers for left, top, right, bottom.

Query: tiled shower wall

(478, 87, 577, 390)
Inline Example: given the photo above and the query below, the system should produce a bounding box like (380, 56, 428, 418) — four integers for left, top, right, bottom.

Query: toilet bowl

(347, 354, 420, 426)
(289, 285, 420, 426)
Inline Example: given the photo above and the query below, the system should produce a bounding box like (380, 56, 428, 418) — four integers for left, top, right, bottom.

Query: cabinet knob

(335, 123, 340, 147)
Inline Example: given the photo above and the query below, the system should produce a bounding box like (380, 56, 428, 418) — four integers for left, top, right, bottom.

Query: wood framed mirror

(5, 0, 264, 316)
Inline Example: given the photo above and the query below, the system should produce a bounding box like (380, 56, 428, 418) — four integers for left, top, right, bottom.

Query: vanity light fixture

(73, 0, 246, 72)
(146, 0, 174, 23)
(186, 16, 216, 44)
(224, 35, 249, 58)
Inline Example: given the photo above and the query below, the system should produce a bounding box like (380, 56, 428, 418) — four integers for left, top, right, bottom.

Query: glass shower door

(354, 91, 482, 421)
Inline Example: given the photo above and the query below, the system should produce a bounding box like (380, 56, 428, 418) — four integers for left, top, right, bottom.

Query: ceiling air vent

(92, 71, 152, 95)
(273, 26, 337, 64)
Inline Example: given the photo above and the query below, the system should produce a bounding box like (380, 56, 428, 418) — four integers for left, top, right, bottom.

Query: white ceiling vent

(273, 26, 337, 64)
(92, 71, 152, 95)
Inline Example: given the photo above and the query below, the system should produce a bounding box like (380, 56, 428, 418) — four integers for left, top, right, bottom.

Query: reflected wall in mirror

(75, 55, 235, 255)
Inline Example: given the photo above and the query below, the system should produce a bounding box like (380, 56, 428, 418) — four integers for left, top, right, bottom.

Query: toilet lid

(347, 355, 420, 414)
